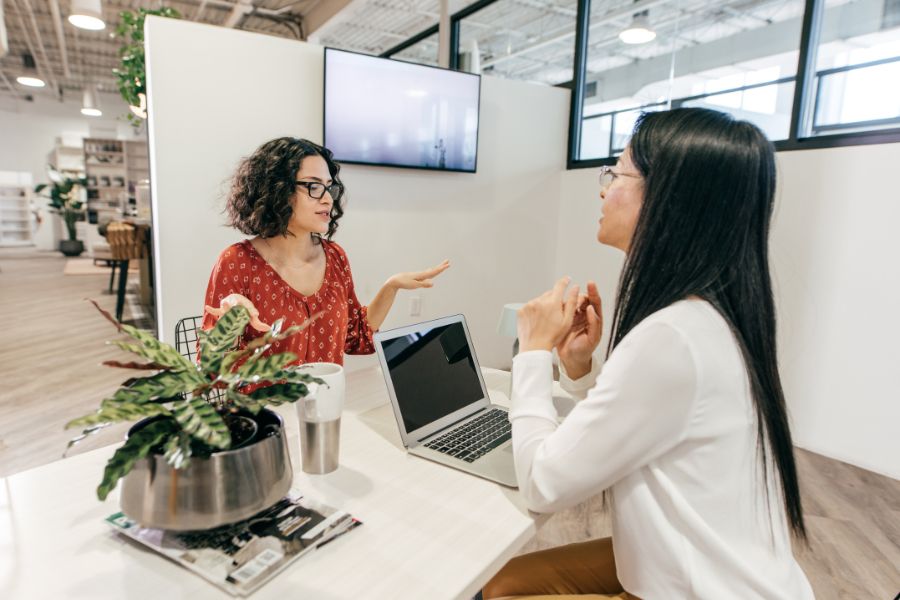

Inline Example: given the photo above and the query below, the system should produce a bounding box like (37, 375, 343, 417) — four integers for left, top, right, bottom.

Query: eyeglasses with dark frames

(295, 180, 342, 200)
(598, 166, 642, 190)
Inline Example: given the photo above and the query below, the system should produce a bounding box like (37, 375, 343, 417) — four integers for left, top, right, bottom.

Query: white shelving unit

(0, 172, 35, 247)
(83, 138, 151, 224)
(47, 143, 86, 179)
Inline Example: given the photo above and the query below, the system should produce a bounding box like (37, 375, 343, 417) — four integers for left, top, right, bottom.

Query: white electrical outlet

(409, 296, 422, 316)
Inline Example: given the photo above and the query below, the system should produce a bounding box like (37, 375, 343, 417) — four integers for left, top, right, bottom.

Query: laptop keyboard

(424, 408, 512, 463)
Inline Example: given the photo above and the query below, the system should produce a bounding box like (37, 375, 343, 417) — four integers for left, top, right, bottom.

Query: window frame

(385, 0, 900, 169)
(568, 0, 900, 168)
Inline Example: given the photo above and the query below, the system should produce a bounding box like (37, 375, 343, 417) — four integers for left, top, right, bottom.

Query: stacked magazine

(106, 490, 362, 597)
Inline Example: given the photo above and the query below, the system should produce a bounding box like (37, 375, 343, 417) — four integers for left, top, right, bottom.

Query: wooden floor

(1, 248, 898, 599)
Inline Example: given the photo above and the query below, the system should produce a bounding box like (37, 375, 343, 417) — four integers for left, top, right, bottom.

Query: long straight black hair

(609, 108, 806, 540)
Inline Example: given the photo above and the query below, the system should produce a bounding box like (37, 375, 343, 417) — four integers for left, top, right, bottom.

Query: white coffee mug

(295, 362, 345, 422)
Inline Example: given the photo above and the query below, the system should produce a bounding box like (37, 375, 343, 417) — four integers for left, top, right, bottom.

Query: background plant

(113, 7, 181, 126)
(34, 167, 86, 242)
(67, 302, 322, 501)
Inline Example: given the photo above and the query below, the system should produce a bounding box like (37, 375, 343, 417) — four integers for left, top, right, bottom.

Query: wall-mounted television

(324, 48, 481, 173)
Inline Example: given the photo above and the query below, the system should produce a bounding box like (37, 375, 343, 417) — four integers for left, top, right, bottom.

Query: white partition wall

(770, 143, 900, 479)
(555, 143, 900, 479)
(144, 16, 569, 369)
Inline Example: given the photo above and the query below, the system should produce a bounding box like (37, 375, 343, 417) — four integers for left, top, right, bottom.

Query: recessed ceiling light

(81, 107, 102, 117)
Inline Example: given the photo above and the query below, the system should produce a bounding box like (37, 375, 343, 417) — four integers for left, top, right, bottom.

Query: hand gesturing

(387, 259, 451, 290)
(557, 281, 603, 378)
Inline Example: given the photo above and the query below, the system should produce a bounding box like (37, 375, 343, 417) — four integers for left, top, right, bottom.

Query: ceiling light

(619, 11, 656, 45)
(81, 86, 102, 117)
(16, 76, 45, 87)
(16, 53, 45, 87)
(68, 0, 105, 31)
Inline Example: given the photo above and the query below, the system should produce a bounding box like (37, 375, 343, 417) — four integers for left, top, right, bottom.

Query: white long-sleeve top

(510, 299, 814, 599)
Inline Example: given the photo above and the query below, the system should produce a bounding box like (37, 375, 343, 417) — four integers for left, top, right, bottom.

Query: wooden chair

(107, 222, 149, 322)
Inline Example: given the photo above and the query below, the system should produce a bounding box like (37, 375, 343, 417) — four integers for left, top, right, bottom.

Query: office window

(807, 0, 900, 135)
(577, 0, 805, 161)
(391, 31, 440, 67)
(456, 0, 578, 84)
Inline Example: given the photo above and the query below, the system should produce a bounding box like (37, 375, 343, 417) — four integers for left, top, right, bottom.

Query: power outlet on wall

(409, 296, 422, 317)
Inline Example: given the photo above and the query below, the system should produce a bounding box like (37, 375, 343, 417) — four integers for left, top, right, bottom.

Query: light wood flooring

(1, 248, 898, 599)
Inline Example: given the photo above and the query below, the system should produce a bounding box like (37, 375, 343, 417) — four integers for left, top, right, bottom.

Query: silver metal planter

(120, 409, 293, 531)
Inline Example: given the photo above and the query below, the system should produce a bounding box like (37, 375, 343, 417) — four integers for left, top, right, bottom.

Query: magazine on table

(106, 489, 362, 597)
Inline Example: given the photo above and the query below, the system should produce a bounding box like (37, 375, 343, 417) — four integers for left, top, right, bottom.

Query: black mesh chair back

(174, 315, 203, 362)
(174, 315, 224, 402)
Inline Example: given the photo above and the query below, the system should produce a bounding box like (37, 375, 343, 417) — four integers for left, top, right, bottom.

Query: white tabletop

(0, 366, 537, 600)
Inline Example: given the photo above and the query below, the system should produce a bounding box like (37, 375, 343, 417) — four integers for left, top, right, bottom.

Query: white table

(0, 367, 539, 600)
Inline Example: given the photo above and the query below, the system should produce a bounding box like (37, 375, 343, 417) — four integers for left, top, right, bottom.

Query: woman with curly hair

(202, 137, 449, 364)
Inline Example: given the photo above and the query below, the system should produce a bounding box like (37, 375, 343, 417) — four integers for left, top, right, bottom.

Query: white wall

(0, 95, 143, 250)
(771, 143, 900, 479)
(145, 17, 569, 371)
(555, 143, 900, 479)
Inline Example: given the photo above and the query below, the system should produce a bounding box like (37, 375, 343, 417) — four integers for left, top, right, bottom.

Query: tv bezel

(323, 47, 482, 174)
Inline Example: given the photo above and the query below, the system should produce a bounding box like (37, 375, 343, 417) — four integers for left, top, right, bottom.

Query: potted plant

(66, 301, 322, 531)
(113, 7, 180, 126)
(34, 167, 87, 257)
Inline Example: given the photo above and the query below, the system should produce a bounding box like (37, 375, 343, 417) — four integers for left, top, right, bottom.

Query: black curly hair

(226, 137, 345, 240)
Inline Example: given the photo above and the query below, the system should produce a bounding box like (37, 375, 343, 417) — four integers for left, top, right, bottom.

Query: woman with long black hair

(484, 109, 814, 599)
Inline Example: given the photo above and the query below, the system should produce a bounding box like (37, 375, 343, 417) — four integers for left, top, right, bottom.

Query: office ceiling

(0, 0, 806, 104)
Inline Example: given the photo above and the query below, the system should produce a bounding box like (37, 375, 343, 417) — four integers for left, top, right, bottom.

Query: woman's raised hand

(204, 293, 272, 332)
(517, 277, 580, 353)
(557, 281, 603, 380)
(387, 259, 451, 290)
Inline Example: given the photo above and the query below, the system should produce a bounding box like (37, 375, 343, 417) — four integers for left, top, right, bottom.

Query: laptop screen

(380, 321, 485, 434)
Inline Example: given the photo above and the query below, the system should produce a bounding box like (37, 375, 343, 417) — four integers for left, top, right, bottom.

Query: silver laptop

(373, 314, 518, 488)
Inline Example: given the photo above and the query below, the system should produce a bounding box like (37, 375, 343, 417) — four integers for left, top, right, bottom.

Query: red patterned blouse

(201, 239, 375, 365)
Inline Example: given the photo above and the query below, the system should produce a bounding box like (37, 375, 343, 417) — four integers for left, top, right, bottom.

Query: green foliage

(97, 419, 177, 500)
(34, 167, 87, 241)
(113, 7, 181, 126)
(68, 302, 323, 501)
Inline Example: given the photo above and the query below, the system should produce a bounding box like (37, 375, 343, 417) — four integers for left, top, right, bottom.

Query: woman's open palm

(388, 259, 451, 290)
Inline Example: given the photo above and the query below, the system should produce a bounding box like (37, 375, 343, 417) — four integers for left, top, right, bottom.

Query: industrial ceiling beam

(47, 0, 71, 79)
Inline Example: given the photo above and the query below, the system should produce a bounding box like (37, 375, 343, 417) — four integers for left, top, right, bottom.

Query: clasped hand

(517, 278, 603, 380)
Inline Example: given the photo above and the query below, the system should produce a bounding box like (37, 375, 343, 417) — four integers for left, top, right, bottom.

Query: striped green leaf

(173, 398, 231, 449)
(163, 431, 192, 470)
(110, 340, 194, 372)
(271, 370, 324, 387)
(97, 420, 178, 500)
(248, 382, 309, 406)
(201, 306, 250, 371)
(123, 370, 206, 401)
(236, 353, 297, 383)
(117, 324, 195, 371)
(226, 388, 265, 415)
(64, 422, 113, 456)
(65, 401, 172, 429)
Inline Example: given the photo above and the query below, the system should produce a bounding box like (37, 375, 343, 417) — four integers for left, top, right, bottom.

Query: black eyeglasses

(295, 181, 342, 200)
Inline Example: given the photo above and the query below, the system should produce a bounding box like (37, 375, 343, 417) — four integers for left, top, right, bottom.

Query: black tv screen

(324, 48, 481, 173)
